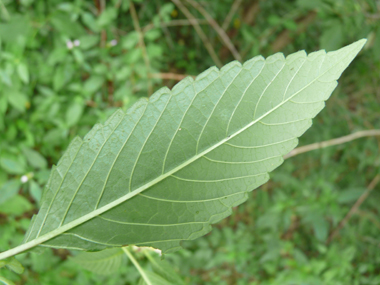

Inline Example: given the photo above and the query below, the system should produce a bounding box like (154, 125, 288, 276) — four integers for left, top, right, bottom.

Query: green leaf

(0, 95, 8, 114)
(70, 248, 124, 275)
(144, 250, 185, 285)
(311, 215, 329, 242)
(122, 31, 139, 49)
(22, 148, 47, 169)
(72, 49, 84, 65)
(337, 188, 363, 204)
(53, 64, 74, 92)
(50, 13, 85, 38)
(29, 180, 42, 203)
(66, 100, 84, 127)
(0, 180, 21, 205)
(81, 12, 100, 32)
(0, 195, 33, 215)
(47, 48, 68, 66)
(138, 270, 172, 285)
(144, 30, 161, 41)
(0, 157, 25, 175)
(6, 91, 28, 113)
(0, 15, 30, 44)
(83, 75, 104, 95)
(0, 70, 12, 87)
(2, 258, 24, 274)
(78, 35, 99, 50)
(96, 8, 118, 28)
(0, 172, 7, 188)
(0, 39, 366, 260)
(320, 22, 344, 52)
(17, 63, 29, 84)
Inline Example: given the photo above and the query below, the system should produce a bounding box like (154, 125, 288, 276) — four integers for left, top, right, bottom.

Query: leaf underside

(70, 248, 124, 275)
(22, 40, 365, 254)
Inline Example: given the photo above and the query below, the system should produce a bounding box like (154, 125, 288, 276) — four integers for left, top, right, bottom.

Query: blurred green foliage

(0, 0, 379, 284)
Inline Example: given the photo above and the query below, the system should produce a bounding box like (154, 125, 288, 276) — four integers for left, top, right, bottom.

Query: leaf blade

(0, 39, 366, 260)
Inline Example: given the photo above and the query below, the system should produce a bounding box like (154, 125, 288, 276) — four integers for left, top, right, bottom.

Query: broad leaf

(0, 39, 366, 260)
(138, 270, 173, 285)
(0, 257, 23, 274)
(144, 250, 185, 285)
(70, 248, 124, 275)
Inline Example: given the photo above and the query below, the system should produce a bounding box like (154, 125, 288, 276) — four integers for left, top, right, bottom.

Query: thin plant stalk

(122, 247, 153, 285)
(171, 0, 223, 67)
(130, 1, 153, 95)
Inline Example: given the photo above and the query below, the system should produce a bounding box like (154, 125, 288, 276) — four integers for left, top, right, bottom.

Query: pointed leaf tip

(356, 38, 367, 47)
(349, 38, 367, 53)
(336, 38, 367, 57)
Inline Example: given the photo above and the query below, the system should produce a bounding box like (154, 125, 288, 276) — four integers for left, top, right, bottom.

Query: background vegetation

(0, 0, 379, 284)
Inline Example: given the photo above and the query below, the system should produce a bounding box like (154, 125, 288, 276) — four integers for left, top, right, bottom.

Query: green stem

(122, 247, 152, 285)
(143, 249, 154, 262)
(0, 276, 15, 285)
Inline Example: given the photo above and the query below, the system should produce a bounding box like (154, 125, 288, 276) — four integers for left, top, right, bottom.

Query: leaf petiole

(122, 247, 153, 285)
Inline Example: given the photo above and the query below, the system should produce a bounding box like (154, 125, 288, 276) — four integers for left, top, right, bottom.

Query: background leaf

(16, 63, 29, 84)
(144, 250, 185, 285)
(70, 248, 124, 275)
(3, 258, 24, 274)
(0, 158, 25, 175)
(0, 196, 33, 216)
(0, 180, 21, 205)
(22, 148, 47, 169)
(138, 270, 172, 285)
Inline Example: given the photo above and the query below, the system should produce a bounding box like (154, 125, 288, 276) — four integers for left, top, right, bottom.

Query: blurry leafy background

(0, 0, 380, 284)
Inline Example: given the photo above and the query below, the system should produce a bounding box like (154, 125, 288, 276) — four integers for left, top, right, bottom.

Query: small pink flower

(66, 40, 74, 49)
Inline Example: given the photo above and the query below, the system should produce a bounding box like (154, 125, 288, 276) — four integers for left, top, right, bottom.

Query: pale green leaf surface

(70, 248, 123, 275)
(138, 270, 173, 285)
(0, 196, 33, 215)
(0, 180, 21, 204)
(1, 257, 24, 274)
(17, 63, 29, 84)
(22, 148, 48, 169)
(0, 157, 25, 174)
(144, 251, 185, 285)
(0, 40, 365, 259)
